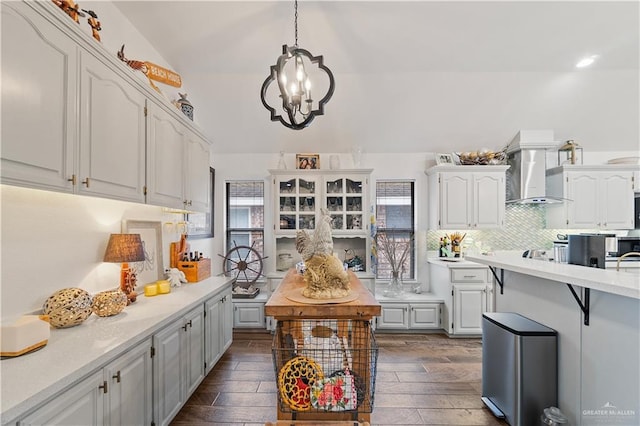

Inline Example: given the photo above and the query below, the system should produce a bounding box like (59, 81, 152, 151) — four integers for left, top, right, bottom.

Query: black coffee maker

(567, 234, 611, 269)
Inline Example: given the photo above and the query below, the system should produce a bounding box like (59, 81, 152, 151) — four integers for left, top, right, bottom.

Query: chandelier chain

(294, 0, 298, 47)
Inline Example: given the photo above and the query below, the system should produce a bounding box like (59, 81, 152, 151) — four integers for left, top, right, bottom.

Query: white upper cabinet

(546, 165, 636, 230)
(78, 52, 146, 203)
(1, 1, 210, 210)
(1, 1, 77, 192)
(185, 130, 211, 213)
(427, 165, 509, 230)
(146, 101, 188, 209)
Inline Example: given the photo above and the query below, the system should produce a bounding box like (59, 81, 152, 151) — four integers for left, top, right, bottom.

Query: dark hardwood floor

(171, 330, 508, 426)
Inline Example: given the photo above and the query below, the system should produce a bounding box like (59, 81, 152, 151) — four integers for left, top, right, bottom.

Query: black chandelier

(260, 0, 335, 130)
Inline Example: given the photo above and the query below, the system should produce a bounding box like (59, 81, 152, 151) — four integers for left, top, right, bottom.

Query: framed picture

(296, 154, 320, 170)
(122, 220, 164, 287)
(187, 167, 214, 239)
(436, 153, 454, 165)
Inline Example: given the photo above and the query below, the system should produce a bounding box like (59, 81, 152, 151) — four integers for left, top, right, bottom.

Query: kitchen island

(466, 252, 639, 425)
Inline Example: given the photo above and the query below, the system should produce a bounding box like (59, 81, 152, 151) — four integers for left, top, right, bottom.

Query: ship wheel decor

(219, 241, 267, 285)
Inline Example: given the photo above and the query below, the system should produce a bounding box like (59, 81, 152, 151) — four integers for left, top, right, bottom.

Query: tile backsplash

(426, 204, 595, 252)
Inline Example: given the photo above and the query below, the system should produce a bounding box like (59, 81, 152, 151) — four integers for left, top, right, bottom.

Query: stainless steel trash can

(481, 312, 558, 426)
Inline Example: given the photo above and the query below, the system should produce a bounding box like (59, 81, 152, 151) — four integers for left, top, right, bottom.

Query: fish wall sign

(117, 45, 182, 91)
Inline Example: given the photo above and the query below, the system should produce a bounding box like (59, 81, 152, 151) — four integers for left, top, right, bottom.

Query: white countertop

(466, 251, 640, 300)
(0, 276, 233, 424)
(427, 257, 489, 268)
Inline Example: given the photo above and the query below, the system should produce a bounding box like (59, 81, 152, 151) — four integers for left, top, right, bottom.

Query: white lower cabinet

(19, 339, 153, 426)
(233, 301, 266, 328)
(154, 307, 205, 426)
(376, 302, 441, 330)
(452, 284, 493, 335)
(103, 338, 153, 426)
(11, 280, 234, 426)
(205, 287, 233, 374)
(19, 370, 104, 426)
(429, 260, 494, 336)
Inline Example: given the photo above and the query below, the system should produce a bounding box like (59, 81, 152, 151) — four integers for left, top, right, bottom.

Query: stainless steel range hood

(505, 133, 568, 205)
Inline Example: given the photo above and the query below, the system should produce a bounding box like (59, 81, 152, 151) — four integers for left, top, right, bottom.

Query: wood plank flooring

(171, 331, 508, 426)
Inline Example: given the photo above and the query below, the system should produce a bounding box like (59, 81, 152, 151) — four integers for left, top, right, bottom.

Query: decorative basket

(455, 150, 507, 165)
(92, 290, 128, 317)
(42, 288, 93, 328)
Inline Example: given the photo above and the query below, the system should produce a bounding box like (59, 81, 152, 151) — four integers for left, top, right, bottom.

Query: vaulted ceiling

(116, 1, 639, 155)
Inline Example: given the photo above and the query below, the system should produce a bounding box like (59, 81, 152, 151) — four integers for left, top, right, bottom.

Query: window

(225, 181, 264, 283)
(375, 181, 415, 280)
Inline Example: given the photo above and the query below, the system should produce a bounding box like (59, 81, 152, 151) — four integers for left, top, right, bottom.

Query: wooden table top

(265, 269, 381, 319)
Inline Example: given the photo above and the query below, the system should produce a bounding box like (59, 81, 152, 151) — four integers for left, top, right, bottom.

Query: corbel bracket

(566, 284, 590, 326)
(488, 266, 504, 294)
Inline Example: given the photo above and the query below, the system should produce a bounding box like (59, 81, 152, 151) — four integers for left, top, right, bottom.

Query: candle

(157, 280, 171, 294)
(144, 284, 158, 297)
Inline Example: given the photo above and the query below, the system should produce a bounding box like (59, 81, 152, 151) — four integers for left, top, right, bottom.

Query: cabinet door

(473, 173, 505, 228)
(452, 284, 487, 335)
(1, 2, 76, 192)
(325, 175, 366, 233)
(566, 172, 600, 228)
(78, 52, 146, 203)
(104, 338, 153, 426)
(599, 172, 634, 229)
(185, 130, 211, 212)
(147, 101, 187, 210)
(184, 308, 205, 396)
(377, 304, 408, 329)
(221, 290, 234, 352)
(233, 302, 266, 328)
(274, 175, 319, 233)
(439, 174, 471, 229)
(19, 370, 104, 426)
(153, 322, 185, 426)
(409, 304, 440, 329)
(204, 296, 222, 374)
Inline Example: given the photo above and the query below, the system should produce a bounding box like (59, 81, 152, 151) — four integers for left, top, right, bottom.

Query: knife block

(177, 258, 211, 282)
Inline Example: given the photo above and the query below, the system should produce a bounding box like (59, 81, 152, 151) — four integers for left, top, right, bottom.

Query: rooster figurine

(295, 208, 350, 299)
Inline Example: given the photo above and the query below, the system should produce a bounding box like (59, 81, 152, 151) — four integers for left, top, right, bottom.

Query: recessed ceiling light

(576, 55, 598, 68)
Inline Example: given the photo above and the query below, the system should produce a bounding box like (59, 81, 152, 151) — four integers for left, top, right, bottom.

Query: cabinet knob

(112, 371, 121, 383)
(82, 177, 90, 187)
(99, 381, 108, 393)
(67, 175, 76, 185)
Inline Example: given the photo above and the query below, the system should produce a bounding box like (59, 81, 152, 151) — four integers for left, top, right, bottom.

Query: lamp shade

(103, 234, 145, 263)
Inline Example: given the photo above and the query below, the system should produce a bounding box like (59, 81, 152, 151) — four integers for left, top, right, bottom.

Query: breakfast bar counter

(466, 252, 639, 425)
(465, 251, 639, 299)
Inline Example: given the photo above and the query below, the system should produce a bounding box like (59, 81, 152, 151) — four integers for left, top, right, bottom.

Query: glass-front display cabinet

(274, 175, 319, 234)
(270, 168, 373, 275)
(325, 176, 365, 234)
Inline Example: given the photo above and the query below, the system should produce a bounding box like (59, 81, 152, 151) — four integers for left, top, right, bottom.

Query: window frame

(225, 181, 265, 283)
(375, 180, 416, 281)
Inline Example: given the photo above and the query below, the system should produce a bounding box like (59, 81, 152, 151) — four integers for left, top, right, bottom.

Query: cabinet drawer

(450, 268, 488, 283)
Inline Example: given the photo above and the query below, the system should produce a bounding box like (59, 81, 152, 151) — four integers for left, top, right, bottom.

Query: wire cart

(265, 270, 381, 423)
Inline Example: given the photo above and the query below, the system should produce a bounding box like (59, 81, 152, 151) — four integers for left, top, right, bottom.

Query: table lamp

(103, 233, 145, 304)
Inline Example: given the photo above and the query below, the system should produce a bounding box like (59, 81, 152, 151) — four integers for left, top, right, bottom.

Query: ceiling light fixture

(260, 0, 335, 130)
(576, 55, 598, 68)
